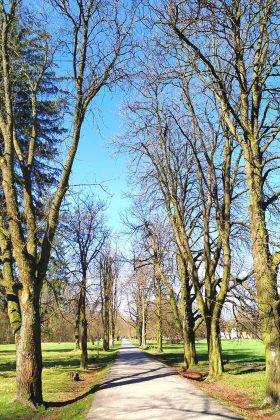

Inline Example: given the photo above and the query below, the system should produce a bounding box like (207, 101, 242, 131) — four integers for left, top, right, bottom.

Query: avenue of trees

(121, 0, 280, 405)
(0, 0, 279, 409)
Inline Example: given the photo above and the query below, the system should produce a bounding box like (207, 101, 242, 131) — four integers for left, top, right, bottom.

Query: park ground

(143, 339, 280, 419)
(0, 339, 279, 419)
(0, 341, 120, 420)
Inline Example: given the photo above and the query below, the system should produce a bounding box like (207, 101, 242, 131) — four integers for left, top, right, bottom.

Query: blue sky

(70, 88, 131, 235)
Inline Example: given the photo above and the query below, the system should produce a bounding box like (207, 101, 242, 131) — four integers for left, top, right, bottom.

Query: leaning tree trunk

(16, 285, 43, 406)
(0, 233, 21, 339)
(80, 277, 88, 369)
(244, 149, 280, 403)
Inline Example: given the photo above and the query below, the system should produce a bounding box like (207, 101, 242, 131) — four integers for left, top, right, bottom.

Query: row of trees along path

(0, 0, 134, 406)
(0, 0, 280, 410)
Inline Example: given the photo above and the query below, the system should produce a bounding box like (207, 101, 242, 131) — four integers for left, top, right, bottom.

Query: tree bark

(177, 254, 197, 367)
(16, 286, 43, 406)
(141, 300, 147, 347)
(103, 292, 110, 351)
(244, 146, 280, 403)
(155, 283, 163, 353)
(0, 229, 21, 338)
(206, 315, 223, 379)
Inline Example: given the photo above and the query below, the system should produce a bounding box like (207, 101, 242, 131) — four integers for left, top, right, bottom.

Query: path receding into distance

(87, 341, 241, 419)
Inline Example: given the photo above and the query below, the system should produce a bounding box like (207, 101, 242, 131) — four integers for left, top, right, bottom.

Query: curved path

(87, 341, 241, 419)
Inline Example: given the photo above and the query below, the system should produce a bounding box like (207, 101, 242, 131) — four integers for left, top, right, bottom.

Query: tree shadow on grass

(0, 352, 117, 373)
(154, 344, 265, 367)
(45, 383, 99, 408)
(0, 360, 16, 372)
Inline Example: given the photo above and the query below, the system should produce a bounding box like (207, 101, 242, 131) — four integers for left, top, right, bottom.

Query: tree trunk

(137, 318, 142, 346)
(74, 290, 82, 350)
(207, 316, 223, 379)
(141, 301, 147, 347)
(182, 312, 197, 368)
(156, 284, 163, 353)
(177, 254, 197, 367)
(103, 293, 110, 351)
(80, 277, 88, 369)
(244, 146, 280, 403)
(0, 233, 21, 338)
(16, 286, 43, 406)
(110, 305, 115, 348)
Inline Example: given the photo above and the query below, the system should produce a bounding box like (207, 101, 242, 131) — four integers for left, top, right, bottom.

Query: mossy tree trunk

(0, 227, 21, 339)
(244, 145, 280, 403)
(16, 284, 43, 405)
(206, 315, 223, 379)
(177, 253, 197, 368)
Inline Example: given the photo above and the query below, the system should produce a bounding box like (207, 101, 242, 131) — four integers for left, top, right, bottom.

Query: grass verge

(0, 341, 120, 420)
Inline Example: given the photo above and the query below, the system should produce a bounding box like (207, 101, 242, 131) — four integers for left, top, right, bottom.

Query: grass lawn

(144, 339, 279, 418)
(0, 341, 120, 420)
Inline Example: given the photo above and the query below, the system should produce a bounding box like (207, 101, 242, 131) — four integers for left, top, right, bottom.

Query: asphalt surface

(86, 340, 241, 419)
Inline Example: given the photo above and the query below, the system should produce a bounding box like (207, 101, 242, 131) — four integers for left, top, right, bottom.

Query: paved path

(87, 341, 241, 419)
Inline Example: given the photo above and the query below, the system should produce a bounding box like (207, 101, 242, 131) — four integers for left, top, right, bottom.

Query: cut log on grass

(179, 370, 204, 381)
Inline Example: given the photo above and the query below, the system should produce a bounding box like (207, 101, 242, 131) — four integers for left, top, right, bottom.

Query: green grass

(145, 339, 264, 368)
(144, 339, 267, 406)
(0, 341, 120, 420)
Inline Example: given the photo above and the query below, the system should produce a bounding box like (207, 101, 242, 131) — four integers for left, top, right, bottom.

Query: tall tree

(159, 0, 280, 402)
(0, 0, 134, 405)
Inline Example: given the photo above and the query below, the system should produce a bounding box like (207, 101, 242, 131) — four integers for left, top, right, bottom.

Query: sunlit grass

(0, 341, 120, 420)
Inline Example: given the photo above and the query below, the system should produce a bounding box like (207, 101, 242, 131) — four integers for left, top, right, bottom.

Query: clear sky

(69, 88, 131, 237)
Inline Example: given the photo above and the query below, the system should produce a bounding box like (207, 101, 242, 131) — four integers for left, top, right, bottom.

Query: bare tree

(154, 0, 280, 402)
(99, 250, 119, 351)
(59, 196, 107, 369)
(0, 0, 134, 405)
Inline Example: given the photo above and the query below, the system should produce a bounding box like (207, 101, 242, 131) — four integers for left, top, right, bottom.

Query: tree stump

(69, 371, 80, 381)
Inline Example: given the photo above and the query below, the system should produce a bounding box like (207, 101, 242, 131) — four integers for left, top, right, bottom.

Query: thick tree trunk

(182, 311, 197, 368)
(244, 147, 280, 403)
(16, 286, 43, 406)
(207, 316, 223, 379)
